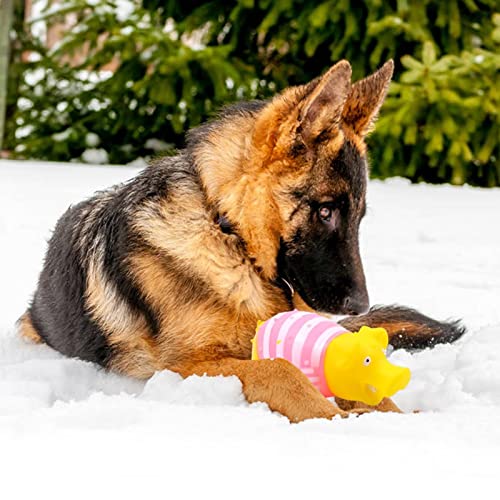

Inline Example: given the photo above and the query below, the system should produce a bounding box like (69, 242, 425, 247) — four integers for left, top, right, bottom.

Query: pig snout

(384, 364, 411, 397)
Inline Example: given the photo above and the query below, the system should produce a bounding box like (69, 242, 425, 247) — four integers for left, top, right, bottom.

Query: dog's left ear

(342, 60, 394, 137)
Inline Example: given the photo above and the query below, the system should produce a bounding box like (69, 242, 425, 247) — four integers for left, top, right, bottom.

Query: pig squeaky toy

(252, 310, 411, 406)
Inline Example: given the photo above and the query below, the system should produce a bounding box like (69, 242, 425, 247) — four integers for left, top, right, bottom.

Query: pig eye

(363, 356, 371, 366)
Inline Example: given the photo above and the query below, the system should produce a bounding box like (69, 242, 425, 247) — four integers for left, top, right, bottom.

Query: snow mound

(142, 370, 246, 407)
(391, 325, 500, 412)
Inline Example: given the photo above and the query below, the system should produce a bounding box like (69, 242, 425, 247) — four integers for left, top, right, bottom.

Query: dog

(19, 60, 465, 422)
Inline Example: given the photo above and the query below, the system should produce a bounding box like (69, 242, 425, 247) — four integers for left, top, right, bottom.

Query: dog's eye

(319, 206, 332, 220)
(317, 205, 339, 229)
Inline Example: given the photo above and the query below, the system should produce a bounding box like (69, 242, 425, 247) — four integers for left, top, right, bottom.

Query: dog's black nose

(342, 295, 369, 315)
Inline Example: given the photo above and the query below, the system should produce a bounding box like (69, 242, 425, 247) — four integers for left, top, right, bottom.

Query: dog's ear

(298, 60, 352, 144)
(341, 60, 394, 137)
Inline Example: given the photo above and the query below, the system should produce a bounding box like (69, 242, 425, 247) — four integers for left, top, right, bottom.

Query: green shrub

(8, 0, 259, 163)
(6, 0, 500, 185)
(371, 41, 499, 186)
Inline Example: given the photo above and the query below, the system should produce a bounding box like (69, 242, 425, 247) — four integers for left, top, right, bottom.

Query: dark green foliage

(6, 0, 500, 185)
(7, 1, 258, 163)
(0, 0, 15, 151)
(2, 0, 31, 152)
(370, 42, 499, 186)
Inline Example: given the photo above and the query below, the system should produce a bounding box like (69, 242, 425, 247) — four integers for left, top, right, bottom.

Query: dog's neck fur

(192, 108, 288, 281)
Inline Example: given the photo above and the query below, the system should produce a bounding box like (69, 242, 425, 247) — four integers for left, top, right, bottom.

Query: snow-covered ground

(1, 159, 499, 498)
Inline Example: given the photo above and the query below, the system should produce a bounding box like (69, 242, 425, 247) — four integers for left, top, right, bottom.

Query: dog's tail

(339, 305, 466, 350)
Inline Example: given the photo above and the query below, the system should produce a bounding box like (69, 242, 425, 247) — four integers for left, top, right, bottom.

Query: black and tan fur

(19, 60, 465, 422)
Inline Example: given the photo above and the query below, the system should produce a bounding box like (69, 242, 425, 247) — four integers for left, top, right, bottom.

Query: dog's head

(193, 60, 394, 315)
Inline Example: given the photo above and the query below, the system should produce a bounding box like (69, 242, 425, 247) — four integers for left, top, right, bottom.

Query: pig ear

(341, 60, 394, 137)
(358, 326, 389, 349)
(298, 60, 352, 144)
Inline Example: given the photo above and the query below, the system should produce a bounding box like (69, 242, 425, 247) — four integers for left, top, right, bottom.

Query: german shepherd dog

(19, 60, 464, 421)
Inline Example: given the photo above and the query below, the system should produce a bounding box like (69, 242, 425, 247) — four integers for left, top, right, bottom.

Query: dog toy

(252, 310, 410, 406)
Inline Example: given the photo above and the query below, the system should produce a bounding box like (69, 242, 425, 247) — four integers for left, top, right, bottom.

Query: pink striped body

(253, 310, 349, 397)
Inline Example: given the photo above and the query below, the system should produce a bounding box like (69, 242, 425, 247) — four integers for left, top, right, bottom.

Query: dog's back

(22, 156, 207, 373)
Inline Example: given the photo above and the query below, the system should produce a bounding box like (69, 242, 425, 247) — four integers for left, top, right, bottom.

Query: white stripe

(311, 327, 344, 368)
(275, 313, 305, 358)
(261, 317, 276, 359)
(291, 317, 326, 366)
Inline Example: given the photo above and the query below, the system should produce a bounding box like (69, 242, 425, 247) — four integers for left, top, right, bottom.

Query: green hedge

(6, 0, 500, 185)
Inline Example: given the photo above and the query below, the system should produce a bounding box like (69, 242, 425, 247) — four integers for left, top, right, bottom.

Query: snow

(145, 137, 174, 151)
(1, 159, 499, 498)
(23, 67, 46, 86)
(52, 127, 72, 142)
(81, 147, 109, 164)
(85, 132, 100, 147)
(14, 124, 35, 139)
(114, 0, 136, 23)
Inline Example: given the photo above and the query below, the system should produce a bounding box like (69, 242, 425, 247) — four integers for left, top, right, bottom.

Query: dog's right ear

(298, 60, 352, 145)
(341, 60, 394, 137)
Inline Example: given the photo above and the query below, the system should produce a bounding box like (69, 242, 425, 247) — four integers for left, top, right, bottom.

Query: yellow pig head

(324, 326, 411, 406)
